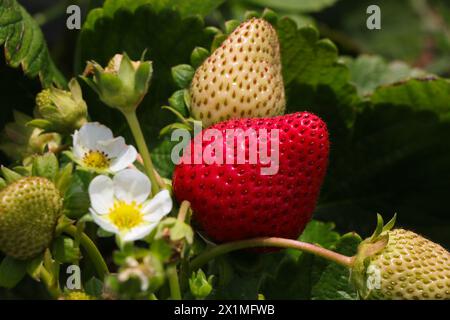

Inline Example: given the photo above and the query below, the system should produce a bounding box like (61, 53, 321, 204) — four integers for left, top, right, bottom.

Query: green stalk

(167, 264, 182, 300)
(190, 237, 355, 271)
(63, 225, 109, 280)
(40, 267, 62, 299)
(123, 111, 160, 195)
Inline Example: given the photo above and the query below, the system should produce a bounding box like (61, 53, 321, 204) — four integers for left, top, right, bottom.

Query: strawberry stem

(177, 201, 191, 222)
(123, 111, 161, 195)
(167, 264, 182, 300)
(63, 225, 109, 280)
(190, 237, 355, 270)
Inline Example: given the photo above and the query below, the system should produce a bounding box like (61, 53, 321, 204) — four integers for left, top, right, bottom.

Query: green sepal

(204, 26, 222, 38)
(155, 217, 194, 244)
(97, 228, 114, 238)
(211, 34, 227, 52)
(189, 269, 214, 300)
(27, 254, 44, 281)
(32, 152, 59, 181)
(134, 61, 153, 96)
(183, 88, 191, 110)
(160, 122, 193, 137)
(118, 52, 136, 86)
(1, 166, 23, 184)
(225, 20, 240, 35)
(190, 47, 210, 69)
(55, 215, 75, 236)
(350, 214, 397, 299)
(12, 165, 31, 177)
(262, 8, 278, 24)
(168, 90, 189, 117)
(245, 10, 260, 20)
(171, 64, 195, 89)
(52, 236, 81, 264)
(0, 177, 6, 190)
(55, 163, 74, 196)
(26, 119, 53, 131)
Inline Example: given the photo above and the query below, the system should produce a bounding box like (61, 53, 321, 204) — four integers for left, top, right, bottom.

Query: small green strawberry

(0, 177, 63, 260)
(190, 18, 285, 127)
(351, 215, 450, 300)
(30, 79, 88, 134)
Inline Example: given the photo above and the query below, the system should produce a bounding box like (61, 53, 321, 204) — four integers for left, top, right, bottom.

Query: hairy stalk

(190, 237, 355, 270)
(123, 111, 161, 195)
(167, 264, 182, 300)
(63, 225, 109, 279)
(177, 201, 191, 222)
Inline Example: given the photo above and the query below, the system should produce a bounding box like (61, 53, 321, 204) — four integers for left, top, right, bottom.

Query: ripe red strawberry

(172, 112, 329, 243)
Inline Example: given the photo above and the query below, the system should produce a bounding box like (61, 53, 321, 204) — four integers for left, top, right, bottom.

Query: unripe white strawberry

(190, 18, 285, 127)
(0, 177, 63, 260)
(352, 228, 450, 300)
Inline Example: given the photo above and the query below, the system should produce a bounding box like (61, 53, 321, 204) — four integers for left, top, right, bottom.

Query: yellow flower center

(108, 201, 144, 230)
(83, 150, 111, 169)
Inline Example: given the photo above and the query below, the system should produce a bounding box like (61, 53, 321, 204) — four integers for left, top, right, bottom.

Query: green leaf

(0, 0, 65, 87)
(172, 64, 195, 89)
(0, 256, 27, 289)
(85, 277, 104, 297)
(299, 220, 340, 249)
(371, 78, 450, 117)
(316, 78, 450, 247)
(32, 153, 59, 181)
(245, 0, 339, 12)
(278, 20, 358, 127)
(311, 233, 361, 300)
(344, 54, 429, 96)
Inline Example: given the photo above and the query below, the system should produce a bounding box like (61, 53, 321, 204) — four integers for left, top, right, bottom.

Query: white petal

(88, 175, 114, 214)
(78, 122, 114, 150)
(91, 209, 119, 234)
(113, 169, 151, 204)
(97, 137, 127, 158)
(109, 145, 138, 172)
(121, 223, 157, 242)
(142, 190, 173, 222)
(72, 130, 85, 160)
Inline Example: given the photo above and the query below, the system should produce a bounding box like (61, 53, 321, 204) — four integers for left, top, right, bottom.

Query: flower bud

(29, 78, 88, 134)
(83, 53, 153, 113)
(0, 111, 61, 164)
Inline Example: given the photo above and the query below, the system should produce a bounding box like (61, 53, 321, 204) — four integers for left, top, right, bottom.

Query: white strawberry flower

(72, 122, 137, 173)
(88, 169, 173, 242)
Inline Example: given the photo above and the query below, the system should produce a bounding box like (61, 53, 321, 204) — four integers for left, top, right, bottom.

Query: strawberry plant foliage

(0, 0, 450, 300)
(0, 0, 65, 88)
